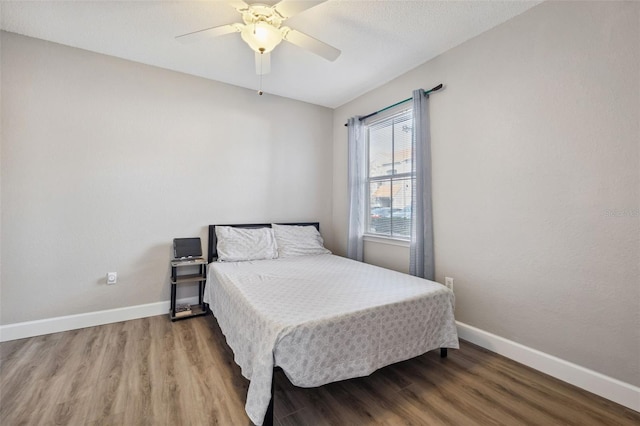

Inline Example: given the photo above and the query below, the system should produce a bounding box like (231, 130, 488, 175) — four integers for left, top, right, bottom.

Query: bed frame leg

(440, 348, 448, 358)
(263, 368, 275, 426)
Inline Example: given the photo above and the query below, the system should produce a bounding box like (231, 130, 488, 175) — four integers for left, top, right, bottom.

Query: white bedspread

(204, 254, 459, 425)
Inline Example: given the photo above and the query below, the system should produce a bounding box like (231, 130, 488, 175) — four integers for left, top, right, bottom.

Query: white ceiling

(0, 0, 540, 108)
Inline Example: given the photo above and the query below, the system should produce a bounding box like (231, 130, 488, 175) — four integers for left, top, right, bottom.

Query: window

(366, 109, 413, 238)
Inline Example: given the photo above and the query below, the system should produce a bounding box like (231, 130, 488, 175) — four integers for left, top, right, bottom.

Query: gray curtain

(347, 116, 365, 261)
(409, 89, 435, 280)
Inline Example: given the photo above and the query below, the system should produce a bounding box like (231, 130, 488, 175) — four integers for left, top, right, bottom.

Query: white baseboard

(0, 296, 200, 343)
(456, 321, 640, 413)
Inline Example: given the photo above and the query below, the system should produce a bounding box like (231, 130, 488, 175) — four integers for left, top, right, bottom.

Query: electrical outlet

(107, 272, 118, 285)
(445, 277, 454, 291)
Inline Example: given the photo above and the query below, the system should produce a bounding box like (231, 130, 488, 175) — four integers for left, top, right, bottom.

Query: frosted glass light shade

(241, 22, 283, 53)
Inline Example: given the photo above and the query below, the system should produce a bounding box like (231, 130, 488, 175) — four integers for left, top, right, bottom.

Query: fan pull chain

(258, 47, 264, 96)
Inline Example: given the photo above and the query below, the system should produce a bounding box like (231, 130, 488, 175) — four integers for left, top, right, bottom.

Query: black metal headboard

(207, 222, 320, 263)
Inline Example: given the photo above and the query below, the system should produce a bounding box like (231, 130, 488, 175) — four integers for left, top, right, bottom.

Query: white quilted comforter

(204, 254, 459, 425)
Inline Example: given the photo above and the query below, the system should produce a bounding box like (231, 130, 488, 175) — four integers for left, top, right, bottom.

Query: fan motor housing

(241, 4, 284, 28)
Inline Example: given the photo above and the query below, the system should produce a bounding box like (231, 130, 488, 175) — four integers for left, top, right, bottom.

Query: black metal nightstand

(170, 258, 207, 321)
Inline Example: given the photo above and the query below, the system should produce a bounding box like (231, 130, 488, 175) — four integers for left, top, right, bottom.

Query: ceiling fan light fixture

(176, 0, 341, 77)
(240, 21, 282, 53)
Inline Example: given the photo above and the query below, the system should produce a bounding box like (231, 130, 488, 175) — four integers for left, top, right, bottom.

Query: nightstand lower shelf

(170, 303, 207, 321)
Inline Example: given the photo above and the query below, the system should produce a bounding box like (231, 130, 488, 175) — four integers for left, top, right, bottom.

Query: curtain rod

(344, 84, 443, 127)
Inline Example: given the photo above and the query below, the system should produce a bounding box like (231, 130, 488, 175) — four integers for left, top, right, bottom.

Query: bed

(204, 223, 459, 425)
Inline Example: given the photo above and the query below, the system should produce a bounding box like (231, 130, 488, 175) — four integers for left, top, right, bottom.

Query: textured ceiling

(0, 0, 541, 108)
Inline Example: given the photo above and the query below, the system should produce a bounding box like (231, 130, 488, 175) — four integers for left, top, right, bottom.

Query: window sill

(363, 234, 410, 248)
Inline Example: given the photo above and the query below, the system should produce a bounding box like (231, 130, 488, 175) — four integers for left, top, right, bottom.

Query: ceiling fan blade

(275, 0, 326, 18)
(175, 24, 240, 44)
(232, 0, 279, 9)
(283, 28, 340, 61)
(255, 51, 271, 75)
(228, 0, 250, 10)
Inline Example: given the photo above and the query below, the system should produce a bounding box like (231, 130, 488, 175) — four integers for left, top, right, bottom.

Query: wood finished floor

(1, 315, 638, 425)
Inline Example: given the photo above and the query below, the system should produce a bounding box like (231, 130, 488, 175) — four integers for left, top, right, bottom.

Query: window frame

(364, 107, 414, 240)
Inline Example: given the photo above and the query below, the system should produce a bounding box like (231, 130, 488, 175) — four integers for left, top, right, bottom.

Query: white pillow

(271, 224, 331, 258)
(216, 226, 278, 262)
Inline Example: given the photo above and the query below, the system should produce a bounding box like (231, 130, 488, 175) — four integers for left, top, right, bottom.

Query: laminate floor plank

(2, 314, 639, 426)
(451, 344, 638, 425)
(340, 378, 426, 425)
(53, 327, 102, 405)
(421, 352, 554, 422)
(121, 337, 154, 425)
(0, 339, 23, 363)
(85, 322, 128, 424)
(417, 354, 556, 426)
(1, 332, 64, 389)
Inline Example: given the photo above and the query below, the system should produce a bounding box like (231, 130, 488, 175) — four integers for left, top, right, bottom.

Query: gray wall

(332, 1, 639, 386)
(1, 32, 333, 324)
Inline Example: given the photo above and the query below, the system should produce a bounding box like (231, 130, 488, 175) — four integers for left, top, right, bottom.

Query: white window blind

(366, 108, 414, 238)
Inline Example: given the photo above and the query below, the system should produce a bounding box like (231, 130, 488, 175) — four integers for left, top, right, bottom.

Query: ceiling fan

(176, 0, 341, 75)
